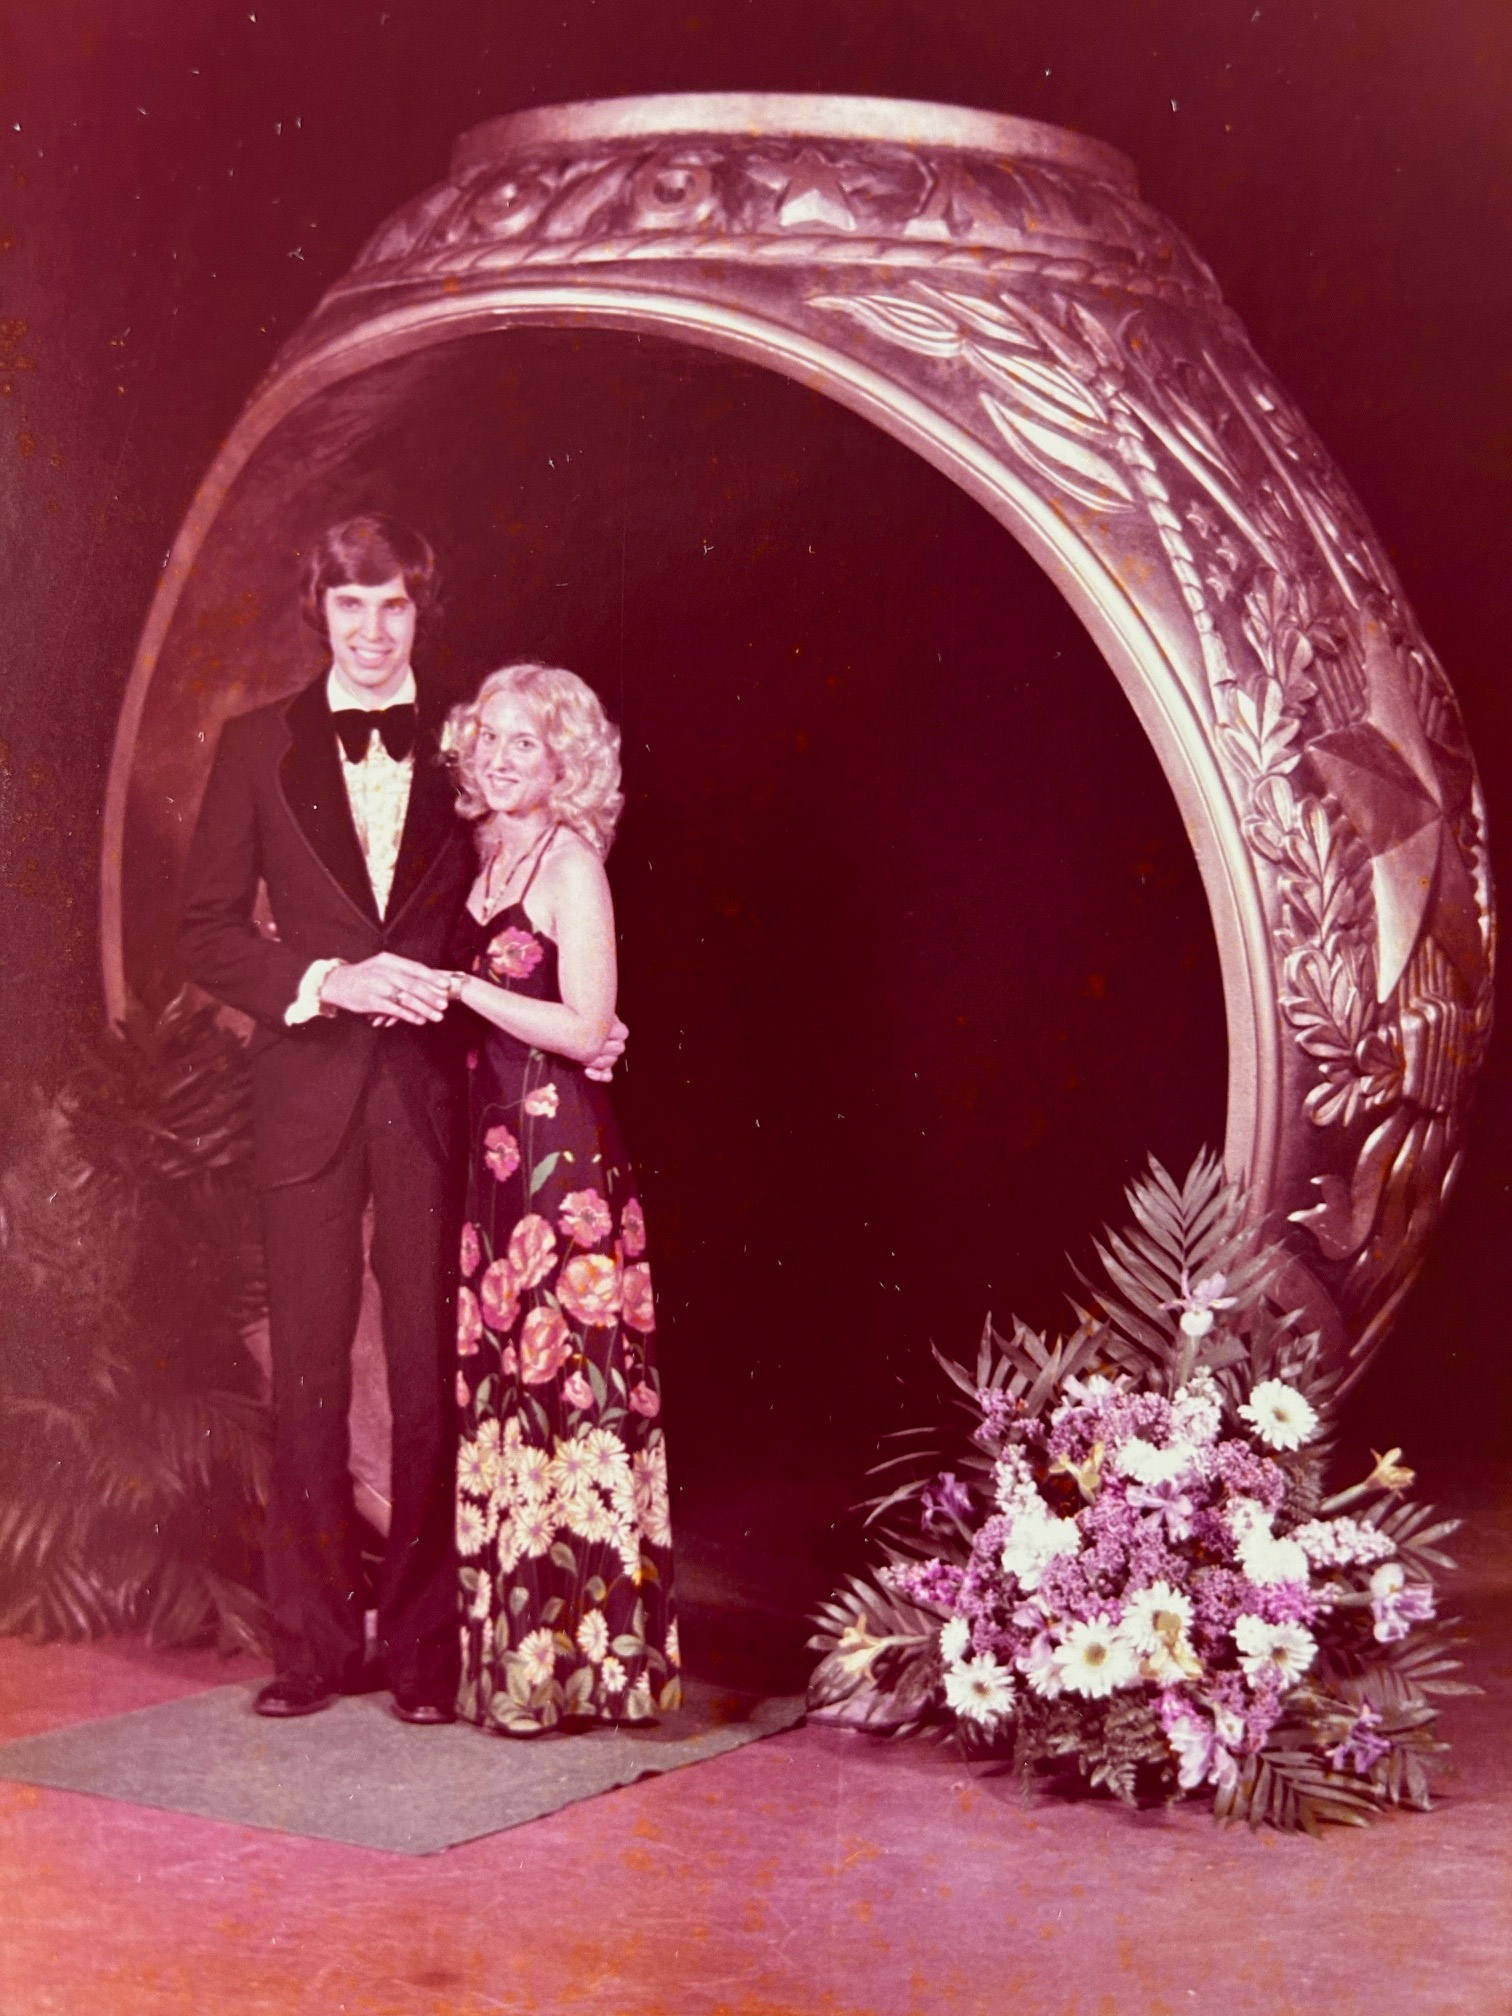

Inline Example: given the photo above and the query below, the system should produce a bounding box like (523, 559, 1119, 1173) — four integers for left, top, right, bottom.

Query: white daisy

(1123, 1584, 1202, 1681)
(939, 1616, 971, 1666)
(633, 1444, 673, 1547)
(942, 1652, 1016, 1728)
(549, 1436, 596, 1498)
(558, 1480, 601, 1540)
(516, 1500, 557, 1559)
(456, 1500, 486, 1556)
(1053, 1615, 1140, 1698)
(493, 1512, 524, 1575)
(1017, 1631, 1065, 1699)
(517, 1627, 558, 1689)
(1233, 1614, 1317, 1687)
(582, 1425, 632, 1491)
(576, 1608, 610, 1663)
(600, 1654, 628, 1696)
(1121, 1581, 1194, 1655)
(511, 1443, 553, 1506)
(457, 1437, 491, 1499)
(1238, 1378, 1319, 1451)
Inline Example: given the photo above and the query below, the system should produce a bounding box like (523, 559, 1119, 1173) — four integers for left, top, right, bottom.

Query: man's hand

(319, 953, 453, 1025)
(584, 1015, 628, 1083)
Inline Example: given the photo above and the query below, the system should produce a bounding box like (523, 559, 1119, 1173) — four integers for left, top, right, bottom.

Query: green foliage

(1009, 1691, 1176, 1808)
(807, 1572, 941, 1737)
(0, 995, 270, 1652)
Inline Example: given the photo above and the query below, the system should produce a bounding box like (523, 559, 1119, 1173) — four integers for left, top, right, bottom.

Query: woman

(441, 663, 679, 1735)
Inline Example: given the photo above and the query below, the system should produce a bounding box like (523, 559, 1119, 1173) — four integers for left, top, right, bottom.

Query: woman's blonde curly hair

(442, 662, 624, 858)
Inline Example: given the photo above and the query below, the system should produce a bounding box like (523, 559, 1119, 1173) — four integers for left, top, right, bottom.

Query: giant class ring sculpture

(104, 94, 1494, 1405)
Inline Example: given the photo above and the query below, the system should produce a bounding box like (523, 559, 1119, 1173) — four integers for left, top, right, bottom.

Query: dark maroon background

(1, 2, 1508, 1508)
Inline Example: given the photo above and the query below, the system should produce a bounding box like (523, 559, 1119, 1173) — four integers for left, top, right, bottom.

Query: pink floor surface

(2, 1511, 1508, 2016)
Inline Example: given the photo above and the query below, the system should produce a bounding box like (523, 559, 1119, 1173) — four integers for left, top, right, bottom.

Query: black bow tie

(332, 703, 418, 764)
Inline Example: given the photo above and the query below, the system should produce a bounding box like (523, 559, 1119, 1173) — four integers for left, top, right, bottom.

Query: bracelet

(447, 971, 467, 1002)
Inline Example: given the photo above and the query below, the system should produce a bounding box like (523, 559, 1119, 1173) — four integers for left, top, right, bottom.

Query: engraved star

(1305, 625, 1484, 1002)
(747, 147, 858, 233)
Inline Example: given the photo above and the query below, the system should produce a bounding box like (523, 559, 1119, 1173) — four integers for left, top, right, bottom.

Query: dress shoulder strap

(517, 823, 559, 907)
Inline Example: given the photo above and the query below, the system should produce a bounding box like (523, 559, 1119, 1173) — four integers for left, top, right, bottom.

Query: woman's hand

(583, 1014, 628, 1083)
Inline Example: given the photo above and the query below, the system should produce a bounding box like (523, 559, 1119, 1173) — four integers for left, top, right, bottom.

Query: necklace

(481, 821, 556, 915)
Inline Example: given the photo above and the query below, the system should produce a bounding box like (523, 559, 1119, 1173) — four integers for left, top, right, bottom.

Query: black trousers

(259, 1054, 462, 1696)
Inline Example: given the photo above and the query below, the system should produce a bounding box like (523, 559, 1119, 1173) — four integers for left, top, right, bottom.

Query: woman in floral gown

(441, 663, 678, 1735)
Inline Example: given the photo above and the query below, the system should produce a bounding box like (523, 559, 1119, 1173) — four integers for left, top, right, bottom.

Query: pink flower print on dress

(459, 1221, 481, 1279)
(519, 1306, 572, 1385)
(523, 1082, 559, 1119)
(557, 1252, 622, 1327)
(483, 1124, 521, 1183)
(456, 1285, 482, 1356)
(500, 1343, 519, 1376)
(621, 1262, 656, 1334)
(479, 1258, 520, 1333)
(619, 1196, 647, 1259)
(487, 927, 546, 982)
(562, 1368, 595, 1411)
(628, 1380, 661, 1418)
(559, 1188, 613, 1248)
(456, 1369, 471, 1407)
(506, 1213, 558, 1290)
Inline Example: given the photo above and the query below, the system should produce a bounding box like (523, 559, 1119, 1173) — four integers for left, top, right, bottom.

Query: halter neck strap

(516, 823, 558, 907)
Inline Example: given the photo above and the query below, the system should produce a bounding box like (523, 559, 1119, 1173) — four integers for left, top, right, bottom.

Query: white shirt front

(284, 666, 418, 1026)
(326, 664, 417, 918)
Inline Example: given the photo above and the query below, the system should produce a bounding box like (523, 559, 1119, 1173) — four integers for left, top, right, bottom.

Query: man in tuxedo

(181, 515, 479, 1722)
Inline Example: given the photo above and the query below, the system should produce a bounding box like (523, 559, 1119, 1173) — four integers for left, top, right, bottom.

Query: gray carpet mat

(0, 1677, 805, 1854)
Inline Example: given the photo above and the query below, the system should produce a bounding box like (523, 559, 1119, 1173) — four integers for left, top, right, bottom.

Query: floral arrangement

(808, 1152, 1471, 1832)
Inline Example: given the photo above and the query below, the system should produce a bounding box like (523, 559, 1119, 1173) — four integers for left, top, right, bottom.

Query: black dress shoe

(253, 1675, 336, 1718)
(389, 1688, 456, 1726)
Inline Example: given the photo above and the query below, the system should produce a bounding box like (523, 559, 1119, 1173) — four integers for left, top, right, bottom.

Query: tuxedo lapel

(385, 691, 465, 924)
(276, 677, 381, 925)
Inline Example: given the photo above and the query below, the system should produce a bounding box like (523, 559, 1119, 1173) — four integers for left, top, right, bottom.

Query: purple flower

(1368, 1562, 1436, 1643)
(884, 1558, 966, 1612)
(1157, 1690, 1243, 1792)
(1128, 1476, 1197, 1541)
(1329, 1704, 1392, 1776)
(1242, 1578, 1323, 1627)
(1161, 1268, 1237, 1338)
(1211, 1439, 1287, 1508)
(921, 1471, 974, 1528)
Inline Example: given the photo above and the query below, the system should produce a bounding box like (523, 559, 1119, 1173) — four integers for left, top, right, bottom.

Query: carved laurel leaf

(979, 393, 1133, 511)
(917, 282, 1036, 346)
(809, 290, 965, 358)
(970, 344, 1108, 429)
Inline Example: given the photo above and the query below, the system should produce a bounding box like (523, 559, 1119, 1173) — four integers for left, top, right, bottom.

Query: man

(180, 514, 621, 1722)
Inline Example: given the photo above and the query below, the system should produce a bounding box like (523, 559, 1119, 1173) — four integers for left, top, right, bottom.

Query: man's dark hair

(300, 514, 440, 633)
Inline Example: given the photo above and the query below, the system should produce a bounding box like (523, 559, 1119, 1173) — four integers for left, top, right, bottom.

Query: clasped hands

(318, 952, 627, 1080)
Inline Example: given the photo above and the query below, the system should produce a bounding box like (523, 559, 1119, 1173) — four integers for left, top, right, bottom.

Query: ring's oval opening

(119, 326, 1227, 1678)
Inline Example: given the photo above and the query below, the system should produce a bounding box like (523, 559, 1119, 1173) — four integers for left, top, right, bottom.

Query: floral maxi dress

(452, 897, 679, 1734)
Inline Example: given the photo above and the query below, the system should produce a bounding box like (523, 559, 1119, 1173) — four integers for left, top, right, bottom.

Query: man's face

(323, 573, 417, 700)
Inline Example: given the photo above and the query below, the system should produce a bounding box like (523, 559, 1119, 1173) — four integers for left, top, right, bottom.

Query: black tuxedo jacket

(179, 675, 475, 1189)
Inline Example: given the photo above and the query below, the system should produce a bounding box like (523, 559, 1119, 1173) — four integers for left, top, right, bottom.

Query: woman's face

(474, 693, 558, 820)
